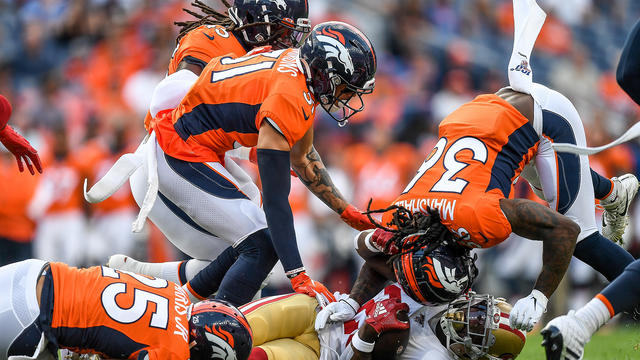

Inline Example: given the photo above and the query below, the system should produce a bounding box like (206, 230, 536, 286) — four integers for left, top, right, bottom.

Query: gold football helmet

(438, 293, 526, 360)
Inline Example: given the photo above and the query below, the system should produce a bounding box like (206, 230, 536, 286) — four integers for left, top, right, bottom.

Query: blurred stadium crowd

(1, 0, 639, 317)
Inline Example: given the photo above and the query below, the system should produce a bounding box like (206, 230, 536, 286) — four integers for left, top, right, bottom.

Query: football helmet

(229, 0, 311, 49)
(189, 299, 253, 360)
(437, 293, 526, 360)
(299, 21, 377, 126)
(392, 243, 477, 305)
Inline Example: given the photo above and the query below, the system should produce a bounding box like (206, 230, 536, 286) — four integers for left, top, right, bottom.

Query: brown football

(372, 309, 411, 359)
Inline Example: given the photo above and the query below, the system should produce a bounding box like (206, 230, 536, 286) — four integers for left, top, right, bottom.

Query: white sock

(574, 297, 613, 335)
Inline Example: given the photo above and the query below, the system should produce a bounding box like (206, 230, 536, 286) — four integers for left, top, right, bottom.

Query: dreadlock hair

(363, 200, 458, 263)
(175, 0, 236, 43)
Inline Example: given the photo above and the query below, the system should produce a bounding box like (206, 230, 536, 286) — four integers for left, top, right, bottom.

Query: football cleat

(601, 173, 639, 244)
(541, 311, 590, 360)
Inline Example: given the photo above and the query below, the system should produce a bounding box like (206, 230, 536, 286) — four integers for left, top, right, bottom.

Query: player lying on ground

(0, 259, 252, 360)
(243, 208, 523, 359)
(108, 20, 378, 307)
(540, 17, 640, 360)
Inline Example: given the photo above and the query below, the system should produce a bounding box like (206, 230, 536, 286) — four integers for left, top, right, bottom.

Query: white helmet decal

(316, 34, 355, 75)
(267, 0, 287, 10)
(205, 331, 237, 360)
(433, 258, 468, 294)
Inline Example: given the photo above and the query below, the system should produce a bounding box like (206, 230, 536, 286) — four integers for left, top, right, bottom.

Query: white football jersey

(318, 283, 453, 360)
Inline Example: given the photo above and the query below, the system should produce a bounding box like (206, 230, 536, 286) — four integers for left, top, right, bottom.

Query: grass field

(518, 325, 640, 360)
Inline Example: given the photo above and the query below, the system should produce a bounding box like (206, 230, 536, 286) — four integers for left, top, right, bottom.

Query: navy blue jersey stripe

(541, 109, 580, 214)
(174, 103, 261, 140)
(486, 122, 539, 197)
(164, 153, 250, 201)
(52, 326, 147, 359)
(157, 191, 217, 237)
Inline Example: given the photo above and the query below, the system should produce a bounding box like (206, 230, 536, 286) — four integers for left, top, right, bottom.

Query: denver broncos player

(143, 0, 312, 131)
(541, 18, 640, 360)
(113, 21, 377, 307)
(0, 259, 253, 360)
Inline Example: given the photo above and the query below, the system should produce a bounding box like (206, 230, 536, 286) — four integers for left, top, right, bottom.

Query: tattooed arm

(348, 230, 395, 305)
(290, 127, 350, 214)
(499, 198, 579, 297)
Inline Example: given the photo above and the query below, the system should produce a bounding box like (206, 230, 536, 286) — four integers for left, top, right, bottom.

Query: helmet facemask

(439, 293, 525, 360)
(319, 75, 375, 127)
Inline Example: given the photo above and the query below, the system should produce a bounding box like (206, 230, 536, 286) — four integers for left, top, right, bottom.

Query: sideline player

(111, 21, 378, 306)
(0, 94, 42, 175)
(541, 18, 640, 360)
(0, 259, 253, 360)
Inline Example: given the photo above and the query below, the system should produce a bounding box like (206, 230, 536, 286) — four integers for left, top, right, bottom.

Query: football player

(0, 94, 42, 175)
(360, 0, 637, 333)
(242, 209, 523, 360)
(109, 21, 378, 307)
(541, 18, 640, 360)
(0, 259, 253, 360)
(142, 0, 312, 131)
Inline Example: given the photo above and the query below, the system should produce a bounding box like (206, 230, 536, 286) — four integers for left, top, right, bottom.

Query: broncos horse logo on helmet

(299, 21, 377, 126)
(189, 300, 253, 360)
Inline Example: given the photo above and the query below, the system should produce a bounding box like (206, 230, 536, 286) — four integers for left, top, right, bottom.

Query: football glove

(341, 205, 376, 231)
(290, 271, 336, 303)
(365, 298, 410, 335)
(510, 289, 548, 332)
(0, 125, 42, 175)
(368, 228, 398, 255)
(315, 297, 360, 331)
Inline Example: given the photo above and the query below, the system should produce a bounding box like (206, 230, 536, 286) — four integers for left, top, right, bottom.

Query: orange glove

(340, 205, 376, 231)
(290, 271, 336, 302)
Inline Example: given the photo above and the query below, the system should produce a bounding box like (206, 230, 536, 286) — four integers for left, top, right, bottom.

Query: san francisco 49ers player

(241, 209, 524, 360)
(108, 21, 378, 307)
(0, 259, 253, 360)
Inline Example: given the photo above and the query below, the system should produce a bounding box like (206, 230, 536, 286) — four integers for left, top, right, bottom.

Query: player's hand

(315, 297, 360, 331)
(341, 205, 376, 231)
(0, 125, 42, 175)
(364, 298, 410, 335)
(368, 228, 398, 255)
(290, 271, 336, 303)
(510, 289, 548, 332)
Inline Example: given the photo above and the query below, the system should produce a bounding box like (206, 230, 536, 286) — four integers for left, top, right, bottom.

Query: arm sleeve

(149, 69, 198, 118)
(257, 148, 303, 272)
(617, 19, 640, 105)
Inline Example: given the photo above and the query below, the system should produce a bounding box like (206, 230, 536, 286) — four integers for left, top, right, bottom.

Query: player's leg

(529, 83, 634, 281)
(249, 339, 319, 360)
(542, 259, 640, 360)
(0, 259, 48, 358)
(214, 228, 279, 306)
(240, 293, 320, 354)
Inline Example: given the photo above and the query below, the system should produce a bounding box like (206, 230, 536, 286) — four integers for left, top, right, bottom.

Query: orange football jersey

(144, 24, 247, 131)
(383, 94, 540, 248)
(153, 48, 316, 163)
(43, 262, 191, 359)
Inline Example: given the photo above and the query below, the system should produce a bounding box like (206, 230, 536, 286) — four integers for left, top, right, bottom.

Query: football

(372, 309, 411, 360)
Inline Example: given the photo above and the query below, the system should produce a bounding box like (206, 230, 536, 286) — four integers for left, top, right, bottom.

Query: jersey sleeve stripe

(174, 103, 261, 140)
(486, 122, 539, 197)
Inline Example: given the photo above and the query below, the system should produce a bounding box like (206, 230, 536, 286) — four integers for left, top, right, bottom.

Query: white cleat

(541, 311, 591, 360)
(601, 174, 639, 244)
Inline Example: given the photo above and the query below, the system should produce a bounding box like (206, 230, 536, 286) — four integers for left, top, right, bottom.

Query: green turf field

(518, 325, 640, 360)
